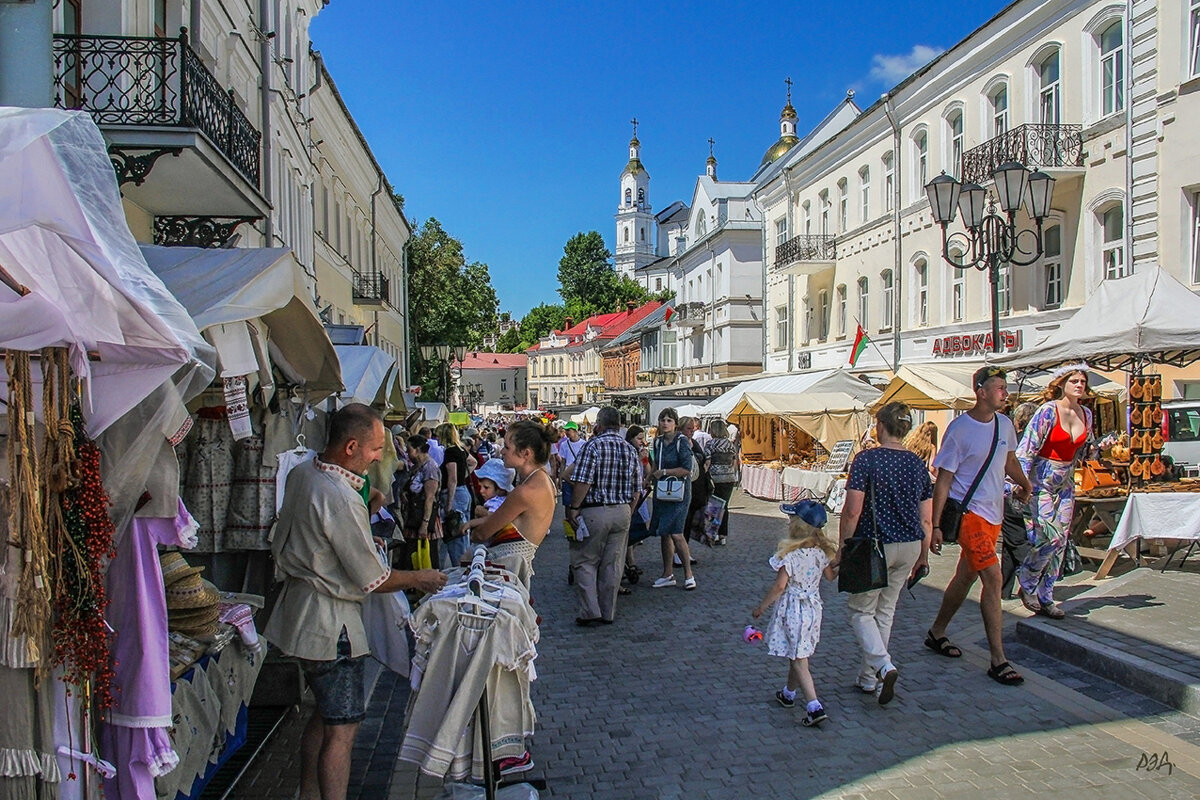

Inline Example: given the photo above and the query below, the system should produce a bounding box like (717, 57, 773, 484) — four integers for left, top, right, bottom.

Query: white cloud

(868, 45, 944, 85)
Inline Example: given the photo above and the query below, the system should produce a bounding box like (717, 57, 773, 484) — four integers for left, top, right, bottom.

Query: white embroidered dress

(764, 547, 829, 660)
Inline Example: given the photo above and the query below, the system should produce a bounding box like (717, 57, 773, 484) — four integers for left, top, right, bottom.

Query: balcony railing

(52, 29, 261, 186)
(675, 301, 707, 328)
(774, 234, 836, 268)
(960, 123, 1083, 186)
(351, 270, 390, 306)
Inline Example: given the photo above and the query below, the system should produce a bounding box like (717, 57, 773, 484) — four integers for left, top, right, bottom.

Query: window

(1101, 204, 1126, 278)
(952, 271, 965, 321)
(882, 153, 894, 212)
(819, 190, 830, 234)
(990, 84, 1009, 136)
(662, 329, 678, 368)
(859, 166, 871, 221)
(625, 188, 632, 206)
(655, 277, 663, 291)
(881, 270, 894, 329)
(637, 188, 645, 206)
(802, 201, 812, 235)
(1099, 22, 1124, 117)
(623, 226, 630, 243)
(774, 305, 789, 350)
(1192, 0, 1200, 77)
(913, 131, 928, 198)
(947, 110, 964, 178)
(695, 213, 707, 237)
(838, 178, 849, 232)
(914, 259, 928, 326)
(639, 227, 645, 241)
(836, 284, 847, 336)
(775, 218, 788, 247)
(1043, 224, 1063, 306)
(1038, 49, 1062, 124)
(997, 264, 1013, 315)
(500, 379, 508, 391)
(1192, 194, 1200, 283)
(857, 277, 869, 330)
(818, 290, 830, 340)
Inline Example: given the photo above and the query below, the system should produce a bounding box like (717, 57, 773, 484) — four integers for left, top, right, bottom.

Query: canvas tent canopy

(0, 108, 213, 436)
(699, 368, 881, 420)
(141, 244, 341, 402)
(415, 402, 449, 426)
(989, 267, 1200, 371)
(875, 362, 1127, 411)
(570, 406, 600, 425)
(727, 391, 874, 451)
(333, 345, 407, 412)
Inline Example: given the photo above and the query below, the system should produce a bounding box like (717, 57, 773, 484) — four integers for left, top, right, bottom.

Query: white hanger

(293, 433, 308, 454)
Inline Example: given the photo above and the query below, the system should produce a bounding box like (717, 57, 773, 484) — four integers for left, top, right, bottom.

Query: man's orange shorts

(958, 511, 1001, 572)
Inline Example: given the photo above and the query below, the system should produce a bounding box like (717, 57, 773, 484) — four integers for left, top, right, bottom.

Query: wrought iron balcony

(52, 29, 261, 187)
(774, 234, 836, 272)
(960, 123, 1083, 186)
(675, 301, 707, 328)
(351, 270, 390, 306)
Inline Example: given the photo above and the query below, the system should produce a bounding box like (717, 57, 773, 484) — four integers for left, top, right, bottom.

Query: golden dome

(780, 102, 798, 121)
(760, 134, 800, 166)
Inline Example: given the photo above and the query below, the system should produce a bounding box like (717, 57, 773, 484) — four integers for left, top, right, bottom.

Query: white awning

(0, 109, 212, 436)
(141, 244, 342, 401)
(699, 369, 881, 419)
(334, 345, 407, 412)
(989, 267, 1200, 371)
(876, 361, 1126, 410)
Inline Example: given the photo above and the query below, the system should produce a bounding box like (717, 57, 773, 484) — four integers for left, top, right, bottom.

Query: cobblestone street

(240, 492, 1200, 799)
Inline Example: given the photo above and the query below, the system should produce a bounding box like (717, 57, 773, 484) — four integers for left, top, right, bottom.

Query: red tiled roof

(459, 352, 527, 369)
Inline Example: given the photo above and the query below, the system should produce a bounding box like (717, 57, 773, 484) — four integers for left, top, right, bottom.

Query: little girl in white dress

(752, 499, 838, 727)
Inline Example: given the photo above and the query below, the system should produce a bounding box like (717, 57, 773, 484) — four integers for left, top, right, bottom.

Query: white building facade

(757, 0, 1199, 385)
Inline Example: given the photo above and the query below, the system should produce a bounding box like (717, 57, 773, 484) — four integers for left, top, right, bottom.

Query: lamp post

(924, 161, 1056, 352)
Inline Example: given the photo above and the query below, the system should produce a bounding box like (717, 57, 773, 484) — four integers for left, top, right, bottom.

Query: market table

(740, 463, 783, 501)
(1094, 492, 1200, 578)
(782, 467, 840, 501)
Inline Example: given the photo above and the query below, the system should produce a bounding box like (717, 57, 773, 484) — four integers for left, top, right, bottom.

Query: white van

(1161, 400, 1200, 470)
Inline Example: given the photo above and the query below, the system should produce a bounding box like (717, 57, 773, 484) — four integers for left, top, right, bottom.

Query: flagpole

(851, 317, 894, 370)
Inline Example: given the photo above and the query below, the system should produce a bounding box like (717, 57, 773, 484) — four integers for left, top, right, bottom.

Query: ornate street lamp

(925, 163, 1056, 352)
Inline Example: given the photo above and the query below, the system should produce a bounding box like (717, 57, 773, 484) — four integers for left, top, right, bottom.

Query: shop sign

(932, 329, 1023, 357)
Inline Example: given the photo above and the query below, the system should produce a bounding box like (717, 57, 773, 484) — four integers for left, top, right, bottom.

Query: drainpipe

(883, 93, 903, 372)
(189, 0, 201, 46)
(1124, 0, 1134, 272)
(258, 0, 274, 245)
(370, 174, 385, 348)
(402, 237, 412, 387)
(0, 0, 52, 108)
(782, 171, 796, 373)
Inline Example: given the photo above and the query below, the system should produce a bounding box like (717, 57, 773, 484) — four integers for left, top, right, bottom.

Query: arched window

(946, 109, 964, 178)
(857, 277, 869, 330)
(912, 130, 929, 200)
(1038, 49, 1062, 124)
(623, 226, 630, 243)
(882, 152, 894, 212)
(913, 259, 928, 326)
(639, 227, 645, 241)
(624, 188, 632, 206)
(989, 83, 1009, 136)
(637, 187, 645, 205)
(1099, 21, 1124, 117)
(802, 200, 812, 235)
(858, 166, 871, 222)
(695, 213, 707, 237)
(818, 190, 830, 234)
(881, 269, 894, 329)
(1099, 202, 1126, 279)
(1043, 224, 1063, 307)
(836, 284, 847, 336)
(837, 178, 849, 231)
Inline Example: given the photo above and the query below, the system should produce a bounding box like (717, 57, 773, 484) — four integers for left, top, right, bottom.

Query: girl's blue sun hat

(780, 499, 827, 529)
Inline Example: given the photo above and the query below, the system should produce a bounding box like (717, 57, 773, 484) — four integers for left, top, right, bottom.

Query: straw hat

(160, 552, 204, 586)
(165, 576, 219, 611)
(173, 618, 221, 638)
(169, 604, 220, 624)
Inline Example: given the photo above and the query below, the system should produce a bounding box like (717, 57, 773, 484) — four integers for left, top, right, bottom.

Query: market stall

(334, 344, 407, 412)
(0, 108, 266, 800)
(988, 267, 1200, 575)
(726, 388, 877, 501)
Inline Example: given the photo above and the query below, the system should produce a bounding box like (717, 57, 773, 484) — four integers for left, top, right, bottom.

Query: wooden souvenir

(1131, 406, 1142, 426)
(1152, 406, 1164, 425)
(1131, 378, 1144, 399)
(1151, 455, 1165, 476)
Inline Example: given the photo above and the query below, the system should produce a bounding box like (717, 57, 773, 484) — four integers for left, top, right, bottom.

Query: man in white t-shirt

(925, 365, 1032, 687)
(556, 422, 586, 506)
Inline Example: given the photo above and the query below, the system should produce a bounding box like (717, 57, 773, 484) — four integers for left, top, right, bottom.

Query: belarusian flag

(849, 325, 869, 366)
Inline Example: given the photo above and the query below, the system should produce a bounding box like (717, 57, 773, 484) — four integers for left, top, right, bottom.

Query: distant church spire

(706, 137, 717, 180)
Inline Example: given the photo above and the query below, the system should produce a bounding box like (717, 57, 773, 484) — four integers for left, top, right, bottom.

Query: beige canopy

(875, 362, 1127, 411)
(728, 391, 872, 451)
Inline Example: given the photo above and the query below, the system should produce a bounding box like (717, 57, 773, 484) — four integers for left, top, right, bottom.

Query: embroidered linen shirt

(265, 458, 389, 661)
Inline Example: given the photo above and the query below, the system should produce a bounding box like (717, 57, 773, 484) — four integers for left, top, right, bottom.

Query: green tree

(514, 302, 568, 351)
(406, 218, 499, 400)
(557, 231, 616, 314)
(494, 326, 522, 353)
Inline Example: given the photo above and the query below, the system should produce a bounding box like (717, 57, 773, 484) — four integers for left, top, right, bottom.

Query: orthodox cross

(785, 77, 793, 104)
(631, 117, 639, 138)
(708, 138, 715, 157)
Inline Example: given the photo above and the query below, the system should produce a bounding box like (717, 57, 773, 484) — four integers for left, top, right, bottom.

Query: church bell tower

(614, 118, 655, 281)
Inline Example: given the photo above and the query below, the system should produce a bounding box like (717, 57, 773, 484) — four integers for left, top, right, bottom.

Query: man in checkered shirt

(565, 406, 641, 626)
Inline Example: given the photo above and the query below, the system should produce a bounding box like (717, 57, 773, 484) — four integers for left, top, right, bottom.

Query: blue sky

(311, 1, 1007, 318)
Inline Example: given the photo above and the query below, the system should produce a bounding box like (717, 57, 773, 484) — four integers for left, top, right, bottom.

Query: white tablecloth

(1108, 492, 1200, 550)
(782, 468, 839, 501)
(741, 464, 783, 501)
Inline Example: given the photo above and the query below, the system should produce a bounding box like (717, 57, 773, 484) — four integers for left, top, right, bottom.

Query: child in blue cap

(751, 499, 839, 726)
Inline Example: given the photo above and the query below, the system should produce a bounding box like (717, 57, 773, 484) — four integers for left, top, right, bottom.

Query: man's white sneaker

(652, 576, 676, 588)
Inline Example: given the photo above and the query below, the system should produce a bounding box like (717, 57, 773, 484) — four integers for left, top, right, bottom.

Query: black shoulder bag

(838, 456, 888, 594)
(938, 417, 1000, 543)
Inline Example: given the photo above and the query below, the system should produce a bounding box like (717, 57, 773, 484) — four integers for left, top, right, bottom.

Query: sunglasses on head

(975, 367, 1007, 389)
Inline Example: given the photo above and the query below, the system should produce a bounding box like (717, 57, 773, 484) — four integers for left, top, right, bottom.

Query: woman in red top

(1013, 366, 1094, 618)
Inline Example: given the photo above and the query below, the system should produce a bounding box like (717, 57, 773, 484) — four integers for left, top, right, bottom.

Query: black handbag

(1059, 539, 1083, 577)
(938, 417, 999, 543)
(838, 459, 888, 594)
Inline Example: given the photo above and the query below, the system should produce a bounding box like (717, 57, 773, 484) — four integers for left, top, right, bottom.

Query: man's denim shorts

(299, 630, 366, 725)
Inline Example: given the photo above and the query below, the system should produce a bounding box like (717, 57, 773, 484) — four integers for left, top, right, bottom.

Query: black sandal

(987, 661, 1025, 685)
(924, 630, 962, 658)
